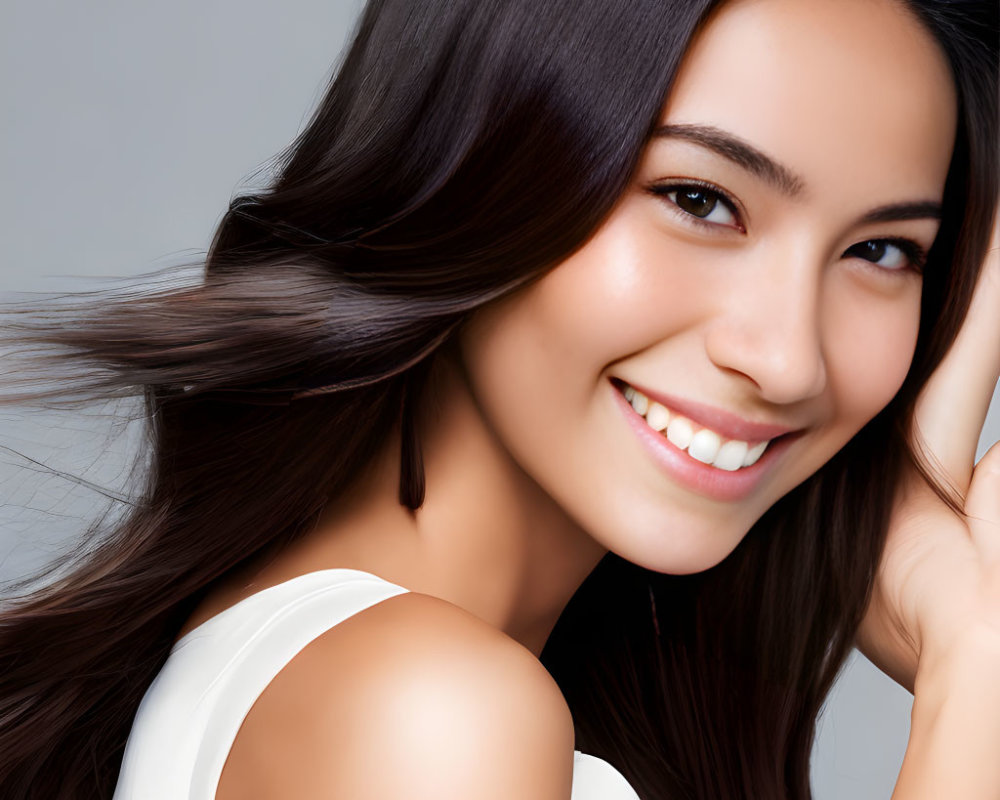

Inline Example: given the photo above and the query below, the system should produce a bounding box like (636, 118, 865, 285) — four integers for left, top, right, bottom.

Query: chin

(614, 524, 748, 576)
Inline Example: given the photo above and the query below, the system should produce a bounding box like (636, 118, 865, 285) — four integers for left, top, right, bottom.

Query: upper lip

(616, 378, 802, 443)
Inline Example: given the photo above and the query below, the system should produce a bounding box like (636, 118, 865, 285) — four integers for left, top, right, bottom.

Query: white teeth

(644, 401, 670, 431)
(687, 429, 722, 464)
(622, 382, 774, 471)
(665, 415, 694, 450)
(630, 391, 649, 415)
(713, 439, 748, 471)
(742, 440, 769, 467)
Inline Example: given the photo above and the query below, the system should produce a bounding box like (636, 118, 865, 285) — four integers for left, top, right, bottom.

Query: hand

(856, 207, 1000, 692)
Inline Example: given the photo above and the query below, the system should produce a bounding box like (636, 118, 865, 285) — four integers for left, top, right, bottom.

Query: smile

(610, 378, 802, 502)
(620, 383, 770, 472)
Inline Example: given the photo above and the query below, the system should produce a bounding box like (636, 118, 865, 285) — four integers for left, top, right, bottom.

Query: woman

(0, 0, 997, 797)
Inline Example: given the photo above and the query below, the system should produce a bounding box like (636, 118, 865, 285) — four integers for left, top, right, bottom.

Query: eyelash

(646, 180, 928, 274)
(647, 179, 745, 233)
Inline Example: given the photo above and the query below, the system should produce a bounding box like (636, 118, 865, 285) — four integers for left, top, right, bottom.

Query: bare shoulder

(217, 591, 576, 800)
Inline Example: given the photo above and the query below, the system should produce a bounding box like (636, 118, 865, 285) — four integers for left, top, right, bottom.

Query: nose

(703, 243, 828, 405)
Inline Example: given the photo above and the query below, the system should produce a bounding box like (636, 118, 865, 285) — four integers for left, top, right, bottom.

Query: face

(456, 0, 957, 574)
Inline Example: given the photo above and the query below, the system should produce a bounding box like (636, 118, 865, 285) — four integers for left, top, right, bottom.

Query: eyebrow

(652, 123, 806, 197)
(651, 122, 943, 223)
(856, 201, 942, 224)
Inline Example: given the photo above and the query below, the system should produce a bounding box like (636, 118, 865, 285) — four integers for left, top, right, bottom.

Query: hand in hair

(857, 205, 1000, 797)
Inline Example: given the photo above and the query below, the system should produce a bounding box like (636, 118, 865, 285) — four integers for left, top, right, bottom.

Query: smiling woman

(501, 0, 958, 579)
(0, 0, 997, 799)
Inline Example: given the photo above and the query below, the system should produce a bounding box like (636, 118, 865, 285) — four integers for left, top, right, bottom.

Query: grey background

(2, 2, 997, 797)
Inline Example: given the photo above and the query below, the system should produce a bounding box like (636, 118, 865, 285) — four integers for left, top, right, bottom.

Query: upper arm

(217, 592, 576, 800)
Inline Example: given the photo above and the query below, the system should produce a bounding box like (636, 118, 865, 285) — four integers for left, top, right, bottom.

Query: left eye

(660, 186, 738, 227)
(843, 239, 917, 271)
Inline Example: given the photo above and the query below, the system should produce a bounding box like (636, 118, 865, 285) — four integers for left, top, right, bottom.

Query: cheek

(455, 211, 672, 479)
(524, 199, 709, 367)
(825, 282, 922, 426)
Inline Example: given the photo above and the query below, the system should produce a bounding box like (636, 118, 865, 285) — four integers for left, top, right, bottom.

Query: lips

(609, 379, 803, 501)
(611, 377, 801, 443)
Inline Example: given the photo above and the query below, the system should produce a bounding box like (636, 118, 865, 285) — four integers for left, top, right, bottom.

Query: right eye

(648, 182, 743, 231)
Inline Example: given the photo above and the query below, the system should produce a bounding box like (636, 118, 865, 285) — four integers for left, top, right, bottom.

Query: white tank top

(112, 568, 640, 799)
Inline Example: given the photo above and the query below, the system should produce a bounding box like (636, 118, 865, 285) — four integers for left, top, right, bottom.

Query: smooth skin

(180, 0, 1000, 796)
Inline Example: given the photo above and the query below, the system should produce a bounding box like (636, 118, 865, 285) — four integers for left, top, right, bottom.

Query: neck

(307, 351, 608, 656)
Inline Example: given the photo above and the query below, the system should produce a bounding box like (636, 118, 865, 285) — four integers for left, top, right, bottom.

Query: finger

(964, 438, 1000, 564)
(911, 207, 1000, 496)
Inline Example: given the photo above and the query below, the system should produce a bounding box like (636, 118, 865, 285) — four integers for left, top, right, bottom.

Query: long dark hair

(0, 1, 996, 798)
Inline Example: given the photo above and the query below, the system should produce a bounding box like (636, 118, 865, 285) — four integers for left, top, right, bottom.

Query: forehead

(659, 0, 957, 201)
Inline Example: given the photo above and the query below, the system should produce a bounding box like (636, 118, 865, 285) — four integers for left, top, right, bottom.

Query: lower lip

(610, 380, 800, 502)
